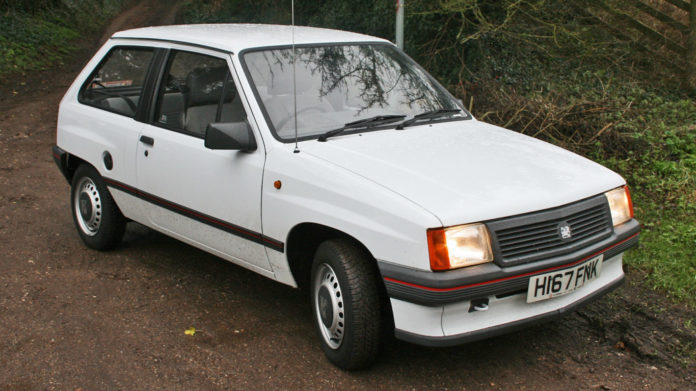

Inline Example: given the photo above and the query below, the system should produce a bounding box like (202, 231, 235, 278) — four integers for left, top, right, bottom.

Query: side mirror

(204, 121, 257, 152)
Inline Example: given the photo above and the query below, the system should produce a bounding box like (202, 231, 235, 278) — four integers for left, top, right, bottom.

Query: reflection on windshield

(243, 44, 464, 140)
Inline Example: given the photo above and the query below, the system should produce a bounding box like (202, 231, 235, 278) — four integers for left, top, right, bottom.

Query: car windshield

(242, 43, 468, 141)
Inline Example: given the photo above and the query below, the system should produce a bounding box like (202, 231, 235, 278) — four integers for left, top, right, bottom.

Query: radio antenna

(291, 0, 300, 153)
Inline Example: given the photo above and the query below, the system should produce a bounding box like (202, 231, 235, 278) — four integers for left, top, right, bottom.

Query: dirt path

(0, 2, 694, 390)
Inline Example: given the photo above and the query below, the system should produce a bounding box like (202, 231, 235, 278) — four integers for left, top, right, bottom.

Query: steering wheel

(89, 80, 138, 113)
(276, 106, 328, 130)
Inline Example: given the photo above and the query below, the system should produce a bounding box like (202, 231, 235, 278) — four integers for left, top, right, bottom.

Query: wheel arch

(63, 154, 129, 220)
(285, 222, 395, 360)
(285, 222, 379, 290)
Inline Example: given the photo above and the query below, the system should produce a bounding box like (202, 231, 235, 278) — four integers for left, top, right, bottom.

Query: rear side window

(79, 47, 155, 117)
(153, 50, 246, 137)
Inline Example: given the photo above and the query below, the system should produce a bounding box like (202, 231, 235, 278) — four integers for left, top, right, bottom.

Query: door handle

(139, 135, 154, 146)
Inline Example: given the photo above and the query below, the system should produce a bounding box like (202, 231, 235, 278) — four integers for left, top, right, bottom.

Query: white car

(53, 24, 640, 369)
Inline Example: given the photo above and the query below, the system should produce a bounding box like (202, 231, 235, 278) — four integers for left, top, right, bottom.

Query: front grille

(486, 195, 612, 266)
(496, 205, 608, 257)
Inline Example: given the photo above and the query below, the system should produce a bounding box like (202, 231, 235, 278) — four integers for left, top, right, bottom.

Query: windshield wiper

(395, 108, 463, 130)
(317, 115, 406, 142)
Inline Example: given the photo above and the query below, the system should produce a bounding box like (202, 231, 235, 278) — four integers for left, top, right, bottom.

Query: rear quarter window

(79, 47, 155, 118)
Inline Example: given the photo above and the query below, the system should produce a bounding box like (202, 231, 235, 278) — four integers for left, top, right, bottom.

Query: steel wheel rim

(74, 177, 102, 236)
(313, 263, 345, 349)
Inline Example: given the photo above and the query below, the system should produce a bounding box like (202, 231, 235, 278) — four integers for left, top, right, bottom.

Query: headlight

(427, 223, 493, 271)
(605, 186, 634, 227)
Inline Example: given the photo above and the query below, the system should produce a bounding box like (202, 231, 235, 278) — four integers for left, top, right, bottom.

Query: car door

(135, 47, 273, 273)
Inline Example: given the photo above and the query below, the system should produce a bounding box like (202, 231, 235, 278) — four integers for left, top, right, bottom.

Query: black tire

(70, 164, 126, 250)
(310, 238, 383, 370)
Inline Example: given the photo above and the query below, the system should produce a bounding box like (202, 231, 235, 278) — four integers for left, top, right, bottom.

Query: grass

(0, 13, 78, 73)
(627, 212, 696, 305)
(0, 1, 125, 76)
(593, 90, 696, 306)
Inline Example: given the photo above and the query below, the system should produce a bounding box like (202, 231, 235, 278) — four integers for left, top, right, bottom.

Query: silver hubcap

(74, 177, 102, 236)
(313, 263, 345, 349)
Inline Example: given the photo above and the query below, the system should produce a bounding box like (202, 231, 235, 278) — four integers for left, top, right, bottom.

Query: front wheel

(310, 238, 383, 370)
(70, 164, 126, 250)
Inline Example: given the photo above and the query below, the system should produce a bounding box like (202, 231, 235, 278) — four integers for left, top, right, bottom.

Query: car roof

(111, 24, 391, 53)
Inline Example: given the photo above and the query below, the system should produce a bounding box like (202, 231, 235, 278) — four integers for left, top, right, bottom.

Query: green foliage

(0, 0, 64, 13)
(182, 0, 395, 38)
(181, 0, 290, 24)
(0, 13, 78, 72)
(626, 209, 696, 305)
(0, 0, 125, 75)
(302, 0, 395, 42)
(587, 89, 696, 304)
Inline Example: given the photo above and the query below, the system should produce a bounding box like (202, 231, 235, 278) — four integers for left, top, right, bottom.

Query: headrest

(186, 66, 235, 106)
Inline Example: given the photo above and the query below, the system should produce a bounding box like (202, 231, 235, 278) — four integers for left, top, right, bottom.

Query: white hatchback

(53, 24, 640, 369)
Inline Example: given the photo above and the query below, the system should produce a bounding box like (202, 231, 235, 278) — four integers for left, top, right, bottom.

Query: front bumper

(378, 219, 639, 346)
(393, 258, 624, 347)
(378, 219, 639, 306)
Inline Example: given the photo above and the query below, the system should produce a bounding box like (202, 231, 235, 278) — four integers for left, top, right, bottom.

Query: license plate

(526, 255, 604, 303)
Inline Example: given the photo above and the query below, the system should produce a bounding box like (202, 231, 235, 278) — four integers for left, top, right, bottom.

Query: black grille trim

(487, 194, 612, 266)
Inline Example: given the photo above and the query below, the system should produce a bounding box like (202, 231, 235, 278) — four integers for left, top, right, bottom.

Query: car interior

(82, 48, 248, 139)
(156, 65, 247, 137)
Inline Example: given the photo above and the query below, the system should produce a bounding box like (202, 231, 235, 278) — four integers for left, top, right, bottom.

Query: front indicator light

(605, 186, 634, 227)
(428, 223, 493, 271)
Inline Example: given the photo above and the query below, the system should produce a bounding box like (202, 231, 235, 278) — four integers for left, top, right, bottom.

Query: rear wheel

(310, 238, 382, 370)
(70, 164, 125, 250)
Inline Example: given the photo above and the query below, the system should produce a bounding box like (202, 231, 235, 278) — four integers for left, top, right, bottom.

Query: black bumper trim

(52, 145, 71, 183)
(394, 273, 625, 347)
(380, 220, 639, 306)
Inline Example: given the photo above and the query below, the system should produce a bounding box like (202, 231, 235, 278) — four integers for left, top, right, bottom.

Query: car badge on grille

(558, 221, 572, 240)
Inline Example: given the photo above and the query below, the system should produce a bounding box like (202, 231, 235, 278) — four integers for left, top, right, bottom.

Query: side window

(154, 50, 246, 137)
(79, 47, 154, 117)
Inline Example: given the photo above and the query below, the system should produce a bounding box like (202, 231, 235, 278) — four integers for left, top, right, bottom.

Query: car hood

(299, 119, 624, 226)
